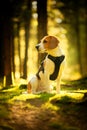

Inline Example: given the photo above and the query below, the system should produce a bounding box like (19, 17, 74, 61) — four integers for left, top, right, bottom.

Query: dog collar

(48, 54, 65, 80)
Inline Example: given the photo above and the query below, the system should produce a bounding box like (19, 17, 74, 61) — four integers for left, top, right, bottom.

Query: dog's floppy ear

(48, 36, 59, 49)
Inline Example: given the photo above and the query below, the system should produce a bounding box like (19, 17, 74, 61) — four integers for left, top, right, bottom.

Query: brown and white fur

(27, 36, 65, 94)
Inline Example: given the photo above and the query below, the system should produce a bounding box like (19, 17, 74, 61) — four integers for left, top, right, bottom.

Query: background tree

(37, 0, 48, 63)
(0, 0, 13, 86)
(55, 0, 87, 78)
(37, 0, 48, 41)
(23, 0, 32, 79)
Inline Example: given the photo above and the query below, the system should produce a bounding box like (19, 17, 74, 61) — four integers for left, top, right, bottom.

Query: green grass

(0, 78, 87, 105)
(49, 122, 79, 130)
(0, 77, 87, 130)
(0, 104, 10, 118)
(0, 125, 14, 130)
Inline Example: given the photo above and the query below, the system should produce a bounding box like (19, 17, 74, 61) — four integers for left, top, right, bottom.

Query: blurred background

(0, 0, 87, 86)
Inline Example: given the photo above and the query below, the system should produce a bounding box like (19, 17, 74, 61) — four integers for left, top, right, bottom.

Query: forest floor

(0, 77, 87, 130)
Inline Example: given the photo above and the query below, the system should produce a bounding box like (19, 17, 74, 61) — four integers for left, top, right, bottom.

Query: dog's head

(36, 35, 59, 53)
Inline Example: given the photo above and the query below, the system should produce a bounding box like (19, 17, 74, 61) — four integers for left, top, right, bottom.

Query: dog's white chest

(44, 56, 54, 76)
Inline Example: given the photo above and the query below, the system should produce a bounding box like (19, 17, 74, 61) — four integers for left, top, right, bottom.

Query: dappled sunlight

(49, 91, 84, 102)
(14, 55, 20, 65)
(19, 28, 25, 60)
(65, 92, 84, 100)
(76, 90, 87, 93)
(11, 93, 40, 102)
(41, 102, 59, 111)
(15, 72, 20, 79)
(27, 42, 38, 79)
(14, 78, 27, 86)
(14, 37, 20, 78)
(2, 86, 19, 92)
(27, 18, 38, 78)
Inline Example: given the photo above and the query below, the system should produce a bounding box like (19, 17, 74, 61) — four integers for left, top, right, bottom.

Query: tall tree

(56, 0, 87, 77)
(37, 0, 48, 62)
(3, 19, 12, 86)
(23, 0, 32, 79)
(37, 0, 48, 41)
(0, 22, 4, 78)
(0, 0, 13, 86)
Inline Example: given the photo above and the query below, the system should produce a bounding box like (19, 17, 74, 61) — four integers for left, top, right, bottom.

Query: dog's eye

(43, 40, 47, 43)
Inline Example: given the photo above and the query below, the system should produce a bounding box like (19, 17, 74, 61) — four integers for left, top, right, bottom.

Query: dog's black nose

(35, 45, 39, 50)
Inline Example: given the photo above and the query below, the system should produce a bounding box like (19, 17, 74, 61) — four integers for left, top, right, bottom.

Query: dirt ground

(0, 96, 87, 130)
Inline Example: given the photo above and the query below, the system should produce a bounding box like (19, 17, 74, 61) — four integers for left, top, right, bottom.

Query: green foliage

(49, 122, 79, 130)
(0, 105, 9, 118)
(0, 125, 14, 130)
(19, 84, 27, 89)
(58, 95, 73, 104)
(39, 93, 55, 102)
(62, 77, 87, 91)
(0, 77, 87, 104)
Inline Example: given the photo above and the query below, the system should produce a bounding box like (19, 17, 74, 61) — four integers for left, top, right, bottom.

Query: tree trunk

(0, 22, 4, 78)
(23, 0, 32, 79)
(3, 19, 12, 86)
(74, 1, 82, 76)
(0, 20, 4, 83)
(37, 0, 48, 63)
(37, 0, 48, 41)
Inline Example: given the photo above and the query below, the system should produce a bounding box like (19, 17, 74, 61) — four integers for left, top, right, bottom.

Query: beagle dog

(27, 35, 65, 94)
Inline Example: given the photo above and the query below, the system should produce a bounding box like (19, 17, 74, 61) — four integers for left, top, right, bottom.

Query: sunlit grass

(11, 93, 40, 102)
(0, 77, 87, 111)
(2, 86, 19, 92)
(41, 102, 59, 111)
(66, 92, 84, 100)
(1, 84, 84, 106)
(49, 92, 84, 104)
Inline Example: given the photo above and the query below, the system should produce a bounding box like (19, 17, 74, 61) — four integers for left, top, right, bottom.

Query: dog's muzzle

(35, 44, 39, 51)
(35, 43, 46, 52)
